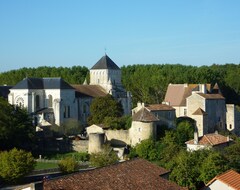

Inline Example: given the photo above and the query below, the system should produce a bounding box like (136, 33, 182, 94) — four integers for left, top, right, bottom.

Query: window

(230, 124, 232, 129)
(16, 97, 24, 108)
(184, 109, 187, 116)
(48, 95, 53, 107)
(138, 128, 142, 132)
(64, 106, 70, 118)
(36, 95, 40, 109)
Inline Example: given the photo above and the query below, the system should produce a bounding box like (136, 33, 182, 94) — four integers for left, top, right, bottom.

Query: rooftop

(206, 170, 240, 190)
(72, 84, 107, 98)
(43, 158, 186, 190)
(145, 104, 175, 111)
(11, 78, 74, 90)
(185, 133, 231, 146)
(132, 107, 159, 122)
(91, 54, 120, 70)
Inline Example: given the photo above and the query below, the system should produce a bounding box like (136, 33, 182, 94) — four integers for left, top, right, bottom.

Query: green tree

(90, 145, 118, 167)
(0, 148, 36, 183)
(58, 157, 79, 173)
(0, 97, 35, 150)
(135, 139, 158, 161)
(175, 120, 195, 145)
(88, 95, 123, 125)
(224, 140, 240, 172)
(199, 151, 228, 184)
(170, 150, 204, 190)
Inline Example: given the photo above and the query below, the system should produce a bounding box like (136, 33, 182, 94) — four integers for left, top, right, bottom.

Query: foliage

(88, 94, 123, 125)
(0, 66, 88, 85)
(103, 115, 132, 130)
(90, 144, 118, 167)
(224, 141, 240, 172)
(0, 97, 35, 150)
(175, 120, 195, 145)
(58, 157, 79, 173)
(135, 139, 158, 161)
(0, 148, 36, 183)
(199, 151, 228, 184)
(170, 150, 201, 189)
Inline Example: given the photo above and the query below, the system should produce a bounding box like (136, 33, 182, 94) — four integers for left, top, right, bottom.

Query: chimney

(194, 131, 199, 145)
(227, 135, 230, 141)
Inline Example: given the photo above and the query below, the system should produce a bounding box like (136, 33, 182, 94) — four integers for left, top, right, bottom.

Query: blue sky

(0, 0, 240, 72)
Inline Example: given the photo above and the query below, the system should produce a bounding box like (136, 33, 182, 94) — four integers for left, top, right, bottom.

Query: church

(8, 55, 132, 128)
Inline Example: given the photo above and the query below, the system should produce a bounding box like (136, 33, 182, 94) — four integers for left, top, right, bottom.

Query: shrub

(58, 157, 79, 173)
(0, 148, 36, 183)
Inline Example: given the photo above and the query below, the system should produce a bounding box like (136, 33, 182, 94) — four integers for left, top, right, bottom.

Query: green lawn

(35, 162, 59, 170)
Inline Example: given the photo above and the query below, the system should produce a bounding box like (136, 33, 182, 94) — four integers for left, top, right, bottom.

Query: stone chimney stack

(194, 130, 199, 145)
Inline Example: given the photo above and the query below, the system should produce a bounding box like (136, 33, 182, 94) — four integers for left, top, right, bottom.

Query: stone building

(8, 54, 132, 128)
(163, 83, 233, 136)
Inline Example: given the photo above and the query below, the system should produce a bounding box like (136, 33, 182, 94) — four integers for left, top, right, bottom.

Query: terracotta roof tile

(132, 107, 159, 122)
(185, 133, 231, 146)
(72, 84, 107, 98)
(145, 104, 175, 111)
(206, 170, 240, 190)
(44, 159, 187, 190)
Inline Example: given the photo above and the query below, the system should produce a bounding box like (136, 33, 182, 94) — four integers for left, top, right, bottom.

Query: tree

(0, 148, 36, 183)
(0, 97, 35, 150)
(58, 157, 79, 173)
(199, 151, 228, 184)
(175, 120, 195, 145)
(88, 95, 123, 125)
(135, 139, 158, 161)
(90, 144, 118, 167)
(170, 150, 205, 190)
(224, 140, 240, 172)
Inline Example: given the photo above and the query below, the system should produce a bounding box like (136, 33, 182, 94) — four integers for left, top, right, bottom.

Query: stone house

(185, 132, 232, 151)
(163, 83, 239, 136)
(8, 54, 132, 128)
(130, 103, 175, 145)
(204, 169, 240, 190)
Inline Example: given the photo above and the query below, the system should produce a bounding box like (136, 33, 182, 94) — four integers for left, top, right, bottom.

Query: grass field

(35, 162, 59, 170)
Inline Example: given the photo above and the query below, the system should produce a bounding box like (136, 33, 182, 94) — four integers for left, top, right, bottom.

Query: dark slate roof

(72, 84, 107, 98)
(91, 55, 120, 70)
(44, 158, 186, 190)
(12, 78, 74, 90)
(0, 86, 13, 99)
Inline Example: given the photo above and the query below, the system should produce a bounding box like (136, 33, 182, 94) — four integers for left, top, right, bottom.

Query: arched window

(36, 95, 40, 109)
(16, 97, 24, 108)
(48, 95, 53, 107)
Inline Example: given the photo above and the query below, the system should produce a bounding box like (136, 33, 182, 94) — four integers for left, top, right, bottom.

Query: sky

(0, 0, 240, 72)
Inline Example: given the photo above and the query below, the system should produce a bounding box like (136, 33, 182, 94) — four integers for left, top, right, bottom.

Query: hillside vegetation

(1, 63, 240, 105)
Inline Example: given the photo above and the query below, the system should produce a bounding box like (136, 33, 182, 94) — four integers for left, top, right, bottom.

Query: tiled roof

(192, 108, 207, 115)
(145, 104, 175, 111)
(164, 83, 218, 106)
(72, 84, 107, 98)
(11, 78, 74, 90)
(43, 158, 187, 190)
(91, 55, 120, 70)
(206, 170, 240, 190)
(185, 133, 231, 146)
(197, 93, 225, 100)
(132, 107, 159, 122)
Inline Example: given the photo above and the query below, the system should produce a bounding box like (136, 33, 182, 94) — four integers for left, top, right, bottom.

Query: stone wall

(105, 129, 130, 146)
(72, 140, 88, 152)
